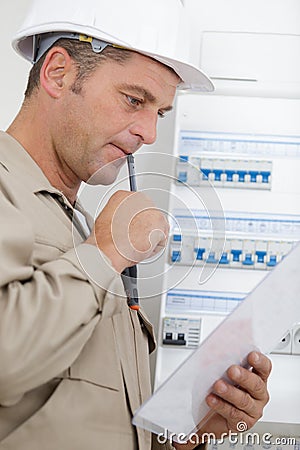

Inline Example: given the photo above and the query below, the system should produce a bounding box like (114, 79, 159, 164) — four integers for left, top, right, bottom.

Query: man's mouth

(110, 143, 130, 156)
(109, 139, 142, 156)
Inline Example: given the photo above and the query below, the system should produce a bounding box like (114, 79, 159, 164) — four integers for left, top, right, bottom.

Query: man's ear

(40, 47, 73, 98)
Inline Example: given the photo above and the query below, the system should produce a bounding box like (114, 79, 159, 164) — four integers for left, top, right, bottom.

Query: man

(0, 0, 271, 449)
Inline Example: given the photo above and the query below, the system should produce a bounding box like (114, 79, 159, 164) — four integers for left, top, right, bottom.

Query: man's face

(52, 51, 179, 185)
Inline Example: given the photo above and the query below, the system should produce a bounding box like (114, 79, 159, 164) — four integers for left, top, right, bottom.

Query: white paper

(133, 243, 300, 440)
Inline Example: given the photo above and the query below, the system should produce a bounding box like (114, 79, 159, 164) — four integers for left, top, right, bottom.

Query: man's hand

(173, 351, 272, 449)
(86, 190, 169, 273)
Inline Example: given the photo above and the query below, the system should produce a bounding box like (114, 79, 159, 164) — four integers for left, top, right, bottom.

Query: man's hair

(24, 38, 133, 98)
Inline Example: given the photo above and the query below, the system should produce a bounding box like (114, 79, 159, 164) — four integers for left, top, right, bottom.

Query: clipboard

(133, 242, 300, 441)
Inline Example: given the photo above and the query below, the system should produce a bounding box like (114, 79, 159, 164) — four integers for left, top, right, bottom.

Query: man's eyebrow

(118, 83, 173, 112)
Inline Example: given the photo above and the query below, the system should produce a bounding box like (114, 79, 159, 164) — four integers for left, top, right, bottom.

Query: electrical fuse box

(170, 233, 297, 270)
(162, 316, 201, 349)
(176, 155, 272, 190)
(169, 211, 300, 270)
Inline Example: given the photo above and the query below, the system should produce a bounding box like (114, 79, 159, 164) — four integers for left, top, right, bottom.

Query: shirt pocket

(69, 316, 122, 391)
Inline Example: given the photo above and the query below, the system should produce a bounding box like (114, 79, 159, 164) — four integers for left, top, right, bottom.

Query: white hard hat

(12, 0, 214, 92)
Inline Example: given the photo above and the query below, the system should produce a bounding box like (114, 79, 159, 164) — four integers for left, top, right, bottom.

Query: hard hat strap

(32, 32, 111, 63)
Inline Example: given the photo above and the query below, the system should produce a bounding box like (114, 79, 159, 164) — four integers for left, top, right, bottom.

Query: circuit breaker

(162, 316, 201, 348)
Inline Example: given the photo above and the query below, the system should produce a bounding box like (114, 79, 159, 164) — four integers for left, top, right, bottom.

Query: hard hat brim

(139, 51, 214, 92)
(12, 25, 214, 92)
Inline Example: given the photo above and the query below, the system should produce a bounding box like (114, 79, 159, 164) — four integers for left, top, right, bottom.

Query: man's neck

(7, 109, 80, 205)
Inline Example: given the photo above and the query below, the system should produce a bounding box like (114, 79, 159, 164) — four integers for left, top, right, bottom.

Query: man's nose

(129, 110, 158, 145)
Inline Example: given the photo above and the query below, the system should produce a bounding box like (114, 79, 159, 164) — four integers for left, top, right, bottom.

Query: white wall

(0, 0, 32, 130)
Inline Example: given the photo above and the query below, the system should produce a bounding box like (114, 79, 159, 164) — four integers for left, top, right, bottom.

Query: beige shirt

(0, 131, 176, 450)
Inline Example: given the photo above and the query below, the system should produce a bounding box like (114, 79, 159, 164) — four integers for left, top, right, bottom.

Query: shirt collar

(0, 131, 73, 208)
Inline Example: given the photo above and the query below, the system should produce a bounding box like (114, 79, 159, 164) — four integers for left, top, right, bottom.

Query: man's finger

(226, 364, 269, 402)
(206, 393, 256, 432)
(247, 351, 272, 383)
(211, 378, 259, 418)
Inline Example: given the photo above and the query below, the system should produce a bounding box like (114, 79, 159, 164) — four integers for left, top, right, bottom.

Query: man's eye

(127, 95, 142, 107)
(158, 111, 165, 119)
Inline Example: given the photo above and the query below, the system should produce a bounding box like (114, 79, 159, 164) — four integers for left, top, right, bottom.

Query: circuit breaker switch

(207, 252, 218, 264)
(178, 171, 187, 183)
(201, 168, 210, 180)
(243, 253, 254, 266)
(173, 234, 182, 242)
(261, 171, 271, 183)
(179, 155, 189, 163)
(238, 170, 247, 182)
(231, 249, 242, 262)
(195, 248, 205, 260)
(225, 170, 235, 182)
(249, 170, 259, 182)
(267, 255, 277, 267)
(213, 169, 223, 181)
(171, 250, 181, 262)
(219, 252, 230, 264)
(256, 250, 267, 264)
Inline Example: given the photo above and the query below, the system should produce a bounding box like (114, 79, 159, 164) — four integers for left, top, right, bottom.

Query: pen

(127, 153, 137, 192)
(121, 154, 140, 311)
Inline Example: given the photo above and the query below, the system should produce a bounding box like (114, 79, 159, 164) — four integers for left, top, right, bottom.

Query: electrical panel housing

(154, 93, 300, 436)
